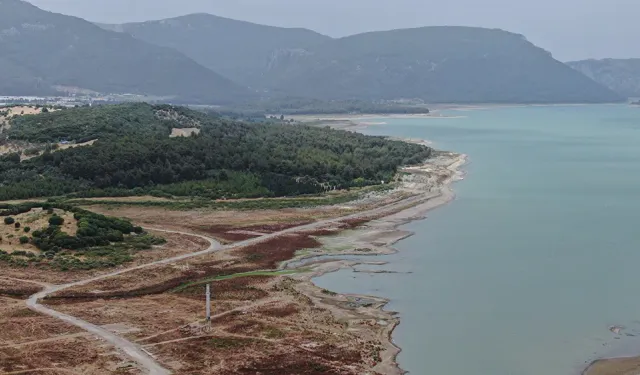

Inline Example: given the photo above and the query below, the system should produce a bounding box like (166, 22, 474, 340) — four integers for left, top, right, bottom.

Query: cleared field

(42, 275, 387, 375)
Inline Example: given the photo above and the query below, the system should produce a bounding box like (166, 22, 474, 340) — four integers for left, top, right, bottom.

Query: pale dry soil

(169, 127, 200, 138)
(584, 357, 640, 375)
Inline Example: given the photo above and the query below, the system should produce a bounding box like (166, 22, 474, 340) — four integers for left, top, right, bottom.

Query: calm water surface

(313, 105, 640, 375)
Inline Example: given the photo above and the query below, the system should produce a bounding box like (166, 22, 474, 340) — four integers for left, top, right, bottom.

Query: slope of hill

(0, 103, 431, 200)
(0, 0, 249, 103)
(261, 27, 623, 103)
(108, 17, 621, 103)
(98, 13, 331, 88)
(567, 59, 640, 99)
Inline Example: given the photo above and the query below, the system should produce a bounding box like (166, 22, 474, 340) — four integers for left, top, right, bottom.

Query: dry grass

(0, 208, 77, 254)
(0, 337, 141, 374)
(0, 296, 81, 346)
(42, 276, 377, 375)
(0, 278, 42, 298)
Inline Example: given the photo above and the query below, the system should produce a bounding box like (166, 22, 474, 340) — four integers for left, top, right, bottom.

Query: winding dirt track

(24, 193, 434, 374)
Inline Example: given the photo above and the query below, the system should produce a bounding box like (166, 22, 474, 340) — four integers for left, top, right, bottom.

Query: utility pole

(205, 283, 211, 322)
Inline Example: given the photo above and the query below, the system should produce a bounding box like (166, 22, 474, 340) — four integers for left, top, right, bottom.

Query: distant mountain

(260, 27, 623, 103)
(567, 59, 640, 99)
(98, 14, 331, 88)
(108, 18, 621, 104)
(0, 0, 250, 103)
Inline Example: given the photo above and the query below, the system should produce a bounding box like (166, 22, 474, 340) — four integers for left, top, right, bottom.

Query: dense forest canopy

(0, 103, 431, 200)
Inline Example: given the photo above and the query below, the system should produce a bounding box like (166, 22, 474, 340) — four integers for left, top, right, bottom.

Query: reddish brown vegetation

(237, 352, 359, 375)
(260, 304, 300, 318)
(340, 217, 372, 229)
(235, 234, 322, 269)
(177, 275, 272, 302)
(0, 284, 41, 298)
(199, 221, 314, 242)
(0, 338, 139, 374)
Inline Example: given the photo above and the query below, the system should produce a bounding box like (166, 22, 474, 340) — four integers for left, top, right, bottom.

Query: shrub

(14, 222, 20, 229)
(133, 226, 144, 234)
(19, 236, 29, 244)
(4, 217, 14, 225)
(46, 208, 54, 214)
(23, 227, 30, 233)
(49, 215, 64, 226)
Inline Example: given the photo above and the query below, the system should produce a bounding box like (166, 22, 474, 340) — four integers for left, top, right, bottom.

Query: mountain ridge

(0, 0, 250, 103)
(567, 58, 640, 99)
(97, 13, 331, 88)
(100, 16, 622, 103)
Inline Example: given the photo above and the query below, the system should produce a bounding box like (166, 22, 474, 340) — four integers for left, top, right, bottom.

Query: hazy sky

(27, 0, 640, 61)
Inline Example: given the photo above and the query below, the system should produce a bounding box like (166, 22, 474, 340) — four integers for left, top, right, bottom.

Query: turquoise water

(313, 105, 640, 375)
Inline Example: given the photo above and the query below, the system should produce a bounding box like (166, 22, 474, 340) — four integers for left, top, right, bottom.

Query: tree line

(0, 103, 432, 200)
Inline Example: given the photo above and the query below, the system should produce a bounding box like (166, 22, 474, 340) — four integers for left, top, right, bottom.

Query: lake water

(313, 105, 640, 375)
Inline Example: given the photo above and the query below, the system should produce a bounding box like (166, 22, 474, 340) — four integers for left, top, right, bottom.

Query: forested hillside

(0, 103, 431, 200)
(567, 59, 640, 98)
(0, 0, 249, 103)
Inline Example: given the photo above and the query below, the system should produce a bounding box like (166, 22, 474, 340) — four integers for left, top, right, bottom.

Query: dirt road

(24, 191, 439, 374)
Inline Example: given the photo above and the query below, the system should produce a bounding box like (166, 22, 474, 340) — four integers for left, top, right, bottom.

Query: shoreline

(286, 114, 467, 374)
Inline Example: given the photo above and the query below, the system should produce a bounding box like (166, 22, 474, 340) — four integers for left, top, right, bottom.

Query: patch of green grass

(63, 184, 394, 211)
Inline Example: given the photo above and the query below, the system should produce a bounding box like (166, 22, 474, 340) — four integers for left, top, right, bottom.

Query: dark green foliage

(4, 217, 15, 225)
(48, 216, 64, 226)
(9, 103, 182, 143)
(24, 226, 30, 233)
(0, 104, 429, 200)
(19, 236, 29, 244)
(0, 0, 249, 103)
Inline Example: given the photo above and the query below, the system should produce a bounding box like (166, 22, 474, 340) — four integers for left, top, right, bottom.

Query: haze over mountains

(98, 14, 331, 88)
(567, 59, 640, 98)
(0, 0, 249, 103)
(0, 0, 628, 104)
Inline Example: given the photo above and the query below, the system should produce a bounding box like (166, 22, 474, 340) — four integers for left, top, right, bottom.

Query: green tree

(4, 217, 15, 225)
(49, 215, 64, 226)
